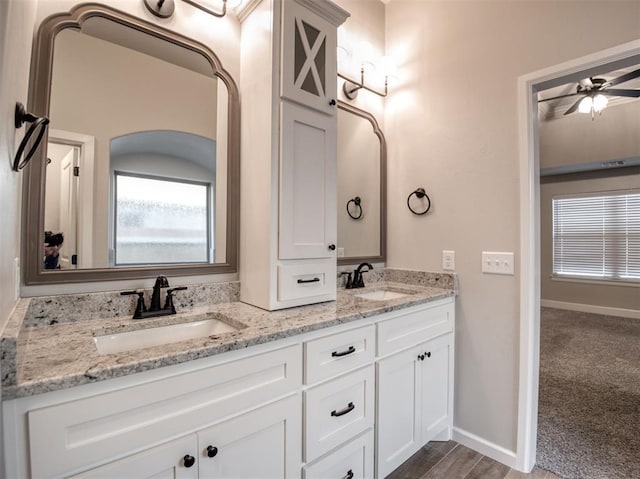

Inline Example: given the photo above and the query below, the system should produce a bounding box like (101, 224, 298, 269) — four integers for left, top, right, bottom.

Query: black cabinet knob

(329, 99, 337, 106)
(343, 469, 354, 479)
(207, 445, 218, 458)
(426, 352, 431, 358)
(328, 244, 336, 251)
(183, 455, 196, 468)
(418, 354, 425, 361)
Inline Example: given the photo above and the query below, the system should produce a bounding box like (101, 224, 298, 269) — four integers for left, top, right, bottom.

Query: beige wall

(0, 0, 39, 470)
(385, 0, 640, 454)
(540, 101, 640, 169)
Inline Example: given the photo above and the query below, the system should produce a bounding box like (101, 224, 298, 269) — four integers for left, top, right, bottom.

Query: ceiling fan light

(593, 94, 608, 112)
(578, 96, 593, 114)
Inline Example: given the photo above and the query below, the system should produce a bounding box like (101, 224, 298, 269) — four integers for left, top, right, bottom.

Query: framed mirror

(337, 101, 386, 265)
(23, 4, 239, 285)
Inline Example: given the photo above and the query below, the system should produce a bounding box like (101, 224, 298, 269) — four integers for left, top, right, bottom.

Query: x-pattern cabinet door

(281, 0, 338, 115)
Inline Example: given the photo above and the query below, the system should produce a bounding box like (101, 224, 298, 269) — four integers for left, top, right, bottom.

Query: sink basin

(94, 317, 241, 355)
(354, 290, 409, 301)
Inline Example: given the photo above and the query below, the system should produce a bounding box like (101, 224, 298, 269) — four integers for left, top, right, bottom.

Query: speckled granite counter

(1, 270, 456, 400)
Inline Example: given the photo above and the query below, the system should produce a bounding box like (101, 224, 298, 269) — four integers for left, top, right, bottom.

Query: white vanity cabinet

(72, 396, 301, 479)
(5, 345, 302, 479)
(302, 325, 376, 477)
(376, 301, 455, 478)
(239, 0, 349, 311)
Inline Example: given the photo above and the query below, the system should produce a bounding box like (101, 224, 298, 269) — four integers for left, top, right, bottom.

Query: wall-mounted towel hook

(347, 196, 363, 220)
(13, 102, 49, 172)
(407, 188, 431, 215)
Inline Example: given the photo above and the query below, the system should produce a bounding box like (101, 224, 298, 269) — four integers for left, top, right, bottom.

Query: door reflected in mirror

(337, 102, 386, 265)
(36, 10, 233, 274)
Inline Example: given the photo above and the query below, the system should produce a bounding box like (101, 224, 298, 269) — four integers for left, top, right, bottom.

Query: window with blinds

(552, 190, 640, 282)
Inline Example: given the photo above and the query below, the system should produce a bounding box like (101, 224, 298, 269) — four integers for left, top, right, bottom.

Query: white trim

(517, 39, 640, 473)
(452, 427, 517, 469)
(541, 300, 640, 320)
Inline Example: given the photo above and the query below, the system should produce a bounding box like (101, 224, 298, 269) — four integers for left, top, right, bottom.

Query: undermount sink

(94, 317, 242, 355)
(354, 289, 410, 301)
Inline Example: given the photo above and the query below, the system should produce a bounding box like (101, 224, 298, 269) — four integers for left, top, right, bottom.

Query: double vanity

(2, 271, 456, 478)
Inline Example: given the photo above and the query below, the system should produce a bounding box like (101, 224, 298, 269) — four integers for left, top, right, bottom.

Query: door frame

(47, 129, 95, 269)
(516, 39, 640, 472)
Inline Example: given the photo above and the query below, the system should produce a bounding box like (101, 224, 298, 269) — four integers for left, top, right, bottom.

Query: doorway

(516, 39, 640, 473)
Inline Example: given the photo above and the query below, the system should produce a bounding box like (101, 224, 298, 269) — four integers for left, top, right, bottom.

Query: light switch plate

(442, 250, 455, 271)
(337, 247, 345, 258)
(482, 252, 515, 275)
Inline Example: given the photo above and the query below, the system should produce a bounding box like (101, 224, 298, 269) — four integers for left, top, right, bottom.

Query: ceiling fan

(538, 68, 640, 116)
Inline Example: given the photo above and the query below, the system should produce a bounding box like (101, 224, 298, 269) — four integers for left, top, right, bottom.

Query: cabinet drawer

(305, 365, 374, 462)
(304, 325, 375, 385)
(304, 429, 373, 479)
(28, 345, 301, 479)
(278, 261, 336, 302)
(377, 301, 454, 357)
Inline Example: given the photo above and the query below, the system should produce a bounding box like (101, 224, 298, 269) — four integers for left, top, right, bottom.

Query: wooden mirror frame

(23, 3, 240, 285)
(337, 101, 387, 266)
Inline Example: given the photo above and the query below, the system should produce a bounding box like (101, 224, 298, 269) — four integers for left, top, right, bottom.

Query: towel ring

(13, 102, 49, 172)
(347, 196, 363, 220)
(407, 188, 431, 215)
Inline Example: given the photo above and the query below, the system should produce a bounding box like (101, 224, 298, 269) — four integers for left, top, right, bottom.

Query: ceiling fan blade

(601, 88, 640, 98)
(537, 92, 580, 103)
(602, 68, 640, 88)
(564, 98, 583, 115)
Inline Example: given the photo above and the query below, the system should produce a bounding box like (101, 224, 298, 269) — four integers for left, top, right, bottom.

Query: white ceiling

(537, 65, 640, 121)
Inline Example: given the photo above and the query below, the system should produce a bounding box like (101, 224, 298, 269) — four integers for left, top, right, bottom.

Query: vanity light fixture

(181, 0, 242, 18)
(338, 42, 398, 99)
(144, 0, 176, 18)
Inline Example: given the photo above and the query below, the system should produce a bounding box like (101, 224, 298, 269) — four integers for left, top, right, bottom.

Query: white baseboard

(541, 300, 640, 320)
(452, 427, 517, 469)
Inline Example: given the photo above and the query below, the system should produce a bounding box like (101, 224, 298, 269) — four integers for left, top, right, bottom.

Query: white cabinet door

(197, 395, 302, 479)
(377, 333, 454, 478)
(418, 334, 453, 444)
(376, 345, 421, 479)
(72, 435, 198, 479)
(279, 101, 336, 260)
(281, 0, 339, 115)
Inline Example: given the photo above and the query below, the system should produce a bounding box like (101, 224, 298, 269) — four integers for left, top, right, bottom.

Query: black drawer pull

(343, 470, 354, 479)
(183, 455, 195, 468)
(331, 402, 355, 417)
(332, 346, 356, 358)
(297, 277, 320, 284)
(206, 445, 218, 458)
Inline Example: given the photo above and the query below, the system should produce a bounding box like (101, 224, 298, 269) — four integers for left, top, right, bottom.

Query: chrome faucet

(121, 276, 187, 319)
(351, 262, 373, 288)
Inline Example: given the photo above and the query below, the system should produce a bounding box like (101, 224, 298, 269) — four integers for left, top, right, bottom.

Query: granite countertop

(1, 274, 456, 400)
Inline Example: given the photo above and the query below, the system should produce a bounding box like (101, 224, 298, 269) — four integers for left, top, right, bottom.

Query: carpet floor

(537, 307, 640, 479)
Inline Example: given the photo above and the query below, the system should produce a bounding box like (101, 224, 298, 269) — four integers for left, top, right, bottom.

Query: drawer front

(304, 429, 373, 479)
(304, 325, 375, 385)
(278, 261, 336, 302)
(377, 301, 454, 357)
(305, 365, 374, 462)
(28, 345, 301, 479)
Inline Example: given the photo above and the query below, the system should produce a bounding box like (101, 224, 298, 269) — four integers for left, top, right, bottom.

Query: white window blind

(552, 191, 640, 282)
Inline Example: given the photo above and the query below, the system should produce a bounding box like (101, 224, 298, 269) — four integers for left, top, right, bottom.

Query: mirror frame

(337, 100, 387, 266)
(23, 3, 240, 285)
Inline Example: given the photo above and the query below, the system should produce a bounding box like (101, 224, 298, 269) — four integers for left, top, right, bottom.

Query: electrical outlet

(442, 250, 455, 271)
(337, 247, 345, 258)
(482, 252, 515, 275)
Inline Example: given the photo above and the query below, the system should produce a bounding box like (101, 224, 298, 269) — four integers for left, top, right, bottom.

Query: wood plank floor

(387, 441, 562, 479)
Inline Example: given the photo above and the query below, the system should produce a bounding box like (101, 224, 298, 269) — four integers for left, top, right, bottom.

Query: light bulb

(592, 94, 608, 112)
(578, 96, 593, 114)
(356, 41, 375, 73)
